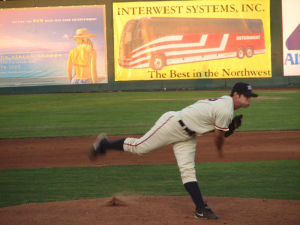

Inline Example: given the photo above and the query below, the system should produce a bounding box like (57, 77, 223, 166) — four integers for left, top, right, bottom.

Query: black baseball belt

(178, 120, 196, 136)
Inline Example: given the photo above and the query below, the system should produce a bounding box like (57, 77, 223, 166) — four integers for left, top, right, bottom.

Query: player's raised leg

(89, 133, 126, 160)
(88, 111, 189, 160)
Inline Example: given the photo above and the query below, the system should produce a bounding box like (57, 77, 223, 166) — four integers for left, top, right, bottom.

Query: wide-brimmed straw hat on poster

(72, 28, 97, 39)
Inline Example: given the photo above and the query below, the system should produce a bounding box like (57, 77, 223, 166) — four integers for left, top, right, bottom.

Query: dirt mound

(1, 196, 299, 225)
(105, 196, 128, 207)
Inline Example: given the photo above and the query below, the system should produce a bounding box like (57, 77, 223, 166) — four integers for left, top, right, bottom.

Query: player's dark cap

(231, 82, 258, 97)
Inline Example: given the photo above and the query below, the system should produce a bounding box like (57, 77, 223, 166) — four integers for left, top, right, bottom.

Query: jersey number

(208, 98, 220, 101)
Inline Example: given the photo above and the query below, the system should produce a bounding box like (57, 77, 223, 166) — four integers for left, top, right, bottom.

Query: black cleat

(195, 204, 219, 219)
(88, 133, 108, 161)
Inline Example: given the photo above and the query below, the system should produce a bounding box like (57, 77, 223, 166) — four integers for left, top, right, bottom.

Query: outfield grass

(0, 160, 299, 207)
(0, 89, 300, 138)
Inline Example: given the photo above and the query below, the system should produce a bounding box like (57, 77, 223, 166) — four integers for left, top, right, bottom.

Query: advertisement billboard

(0, 6, 107, 87)
(282, 0, 300, 76)
(113, 0, 271, 81)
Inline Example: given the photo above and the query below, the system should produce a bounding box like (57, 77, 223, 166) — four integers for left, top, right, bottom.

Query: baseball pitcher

(89, 82, 258, 219)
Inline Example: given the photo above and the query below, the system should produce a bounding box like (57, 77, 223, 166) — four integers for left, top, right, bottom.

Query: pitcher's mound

(105, 196, 127, 207)
(1, 196, 299, 225)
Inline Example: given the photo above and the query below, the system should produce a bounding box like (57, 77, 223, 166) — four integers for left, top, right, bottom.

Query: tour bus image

(118, 17, 266, 70)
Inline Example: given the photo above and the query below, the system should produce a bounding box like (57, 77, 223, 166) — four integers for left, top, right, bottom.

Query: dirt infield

(0, 130, 300, 225)
(1, 130, 300, 169)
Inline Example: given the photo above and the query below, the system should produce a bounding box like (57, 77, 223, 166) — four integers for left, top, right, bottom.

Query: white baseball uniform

(123, 96, 234, 184)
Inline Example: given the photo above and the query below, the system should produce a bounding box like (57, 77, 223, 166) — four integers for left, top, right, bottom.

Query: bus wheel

(246, 47, 254, 58)
(237, 48, 245, 59)
(151, 54, 165, 70)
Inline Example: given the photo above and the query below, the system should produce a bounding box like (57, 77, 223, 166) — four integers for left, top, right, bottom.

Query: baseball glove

(224, 114, 243, 137)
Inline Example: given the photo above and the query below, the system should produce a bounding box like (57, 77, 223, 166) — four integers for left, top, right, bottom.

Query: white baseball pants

(123, 111, 198, 184)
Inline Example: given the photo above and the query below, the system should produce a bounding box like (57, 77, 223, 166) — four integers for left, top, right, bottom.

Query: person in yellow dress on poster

(67, 28, 98, 84)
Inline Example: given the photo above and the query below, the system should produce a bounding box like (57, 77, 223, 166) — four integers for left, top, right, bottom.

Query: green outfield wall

(0, 0, 299, 94)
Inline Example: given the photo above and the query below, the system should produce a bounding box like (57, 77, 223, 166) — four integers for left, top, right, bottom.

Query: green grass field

(1, 89, 300, 138)
(1, 161, 299, 208)
(0, 89, 300, 208)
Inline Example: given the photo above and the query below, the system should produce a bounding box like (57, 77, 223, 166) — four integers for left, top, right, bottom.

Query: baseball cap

(231, 82, 258, 97)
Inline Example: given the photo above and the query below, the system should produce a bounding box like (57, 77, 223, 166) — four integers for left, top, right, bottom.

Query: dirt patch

(0, 130, 300, 225)
(0, 130, 299, 169)
(0, 196, 299, 225)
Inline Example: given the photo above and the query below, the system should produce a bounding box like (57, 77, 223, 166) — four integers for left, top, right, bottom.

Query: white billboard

(282, 0, 300, 76)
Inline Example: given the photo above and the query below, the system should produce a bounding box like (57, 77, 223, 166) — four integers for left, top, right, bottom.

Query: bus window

(124, 31, 132, 44)
(120, 20, 137, 56)
(247, 19, 263, 33)
(132, 22, 144, 51)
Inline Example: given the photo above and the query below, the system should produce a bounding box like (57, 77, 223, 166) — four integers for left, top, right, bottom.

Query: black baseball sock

(184, 181, 205, 210)
(102, 138, 125, 151)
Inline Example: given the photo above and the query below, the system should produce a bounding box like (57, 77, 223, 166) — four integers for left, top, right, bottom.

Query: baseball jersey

(178, 96, 234, 135)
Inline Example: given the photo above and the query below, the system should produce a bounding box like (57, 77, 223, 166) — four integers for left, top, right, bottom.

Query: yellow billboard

(113, 0, 271, 81)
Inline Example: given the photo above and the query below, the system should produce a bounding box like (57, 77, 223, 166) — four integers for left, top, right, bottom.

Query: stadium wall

(0, 0, 299, 94)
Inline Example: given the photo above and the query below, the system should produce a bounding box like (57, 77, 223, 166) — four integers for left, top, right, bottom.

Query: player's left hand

(224, 114, 243, 137)
(232, 114, 243, 129)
